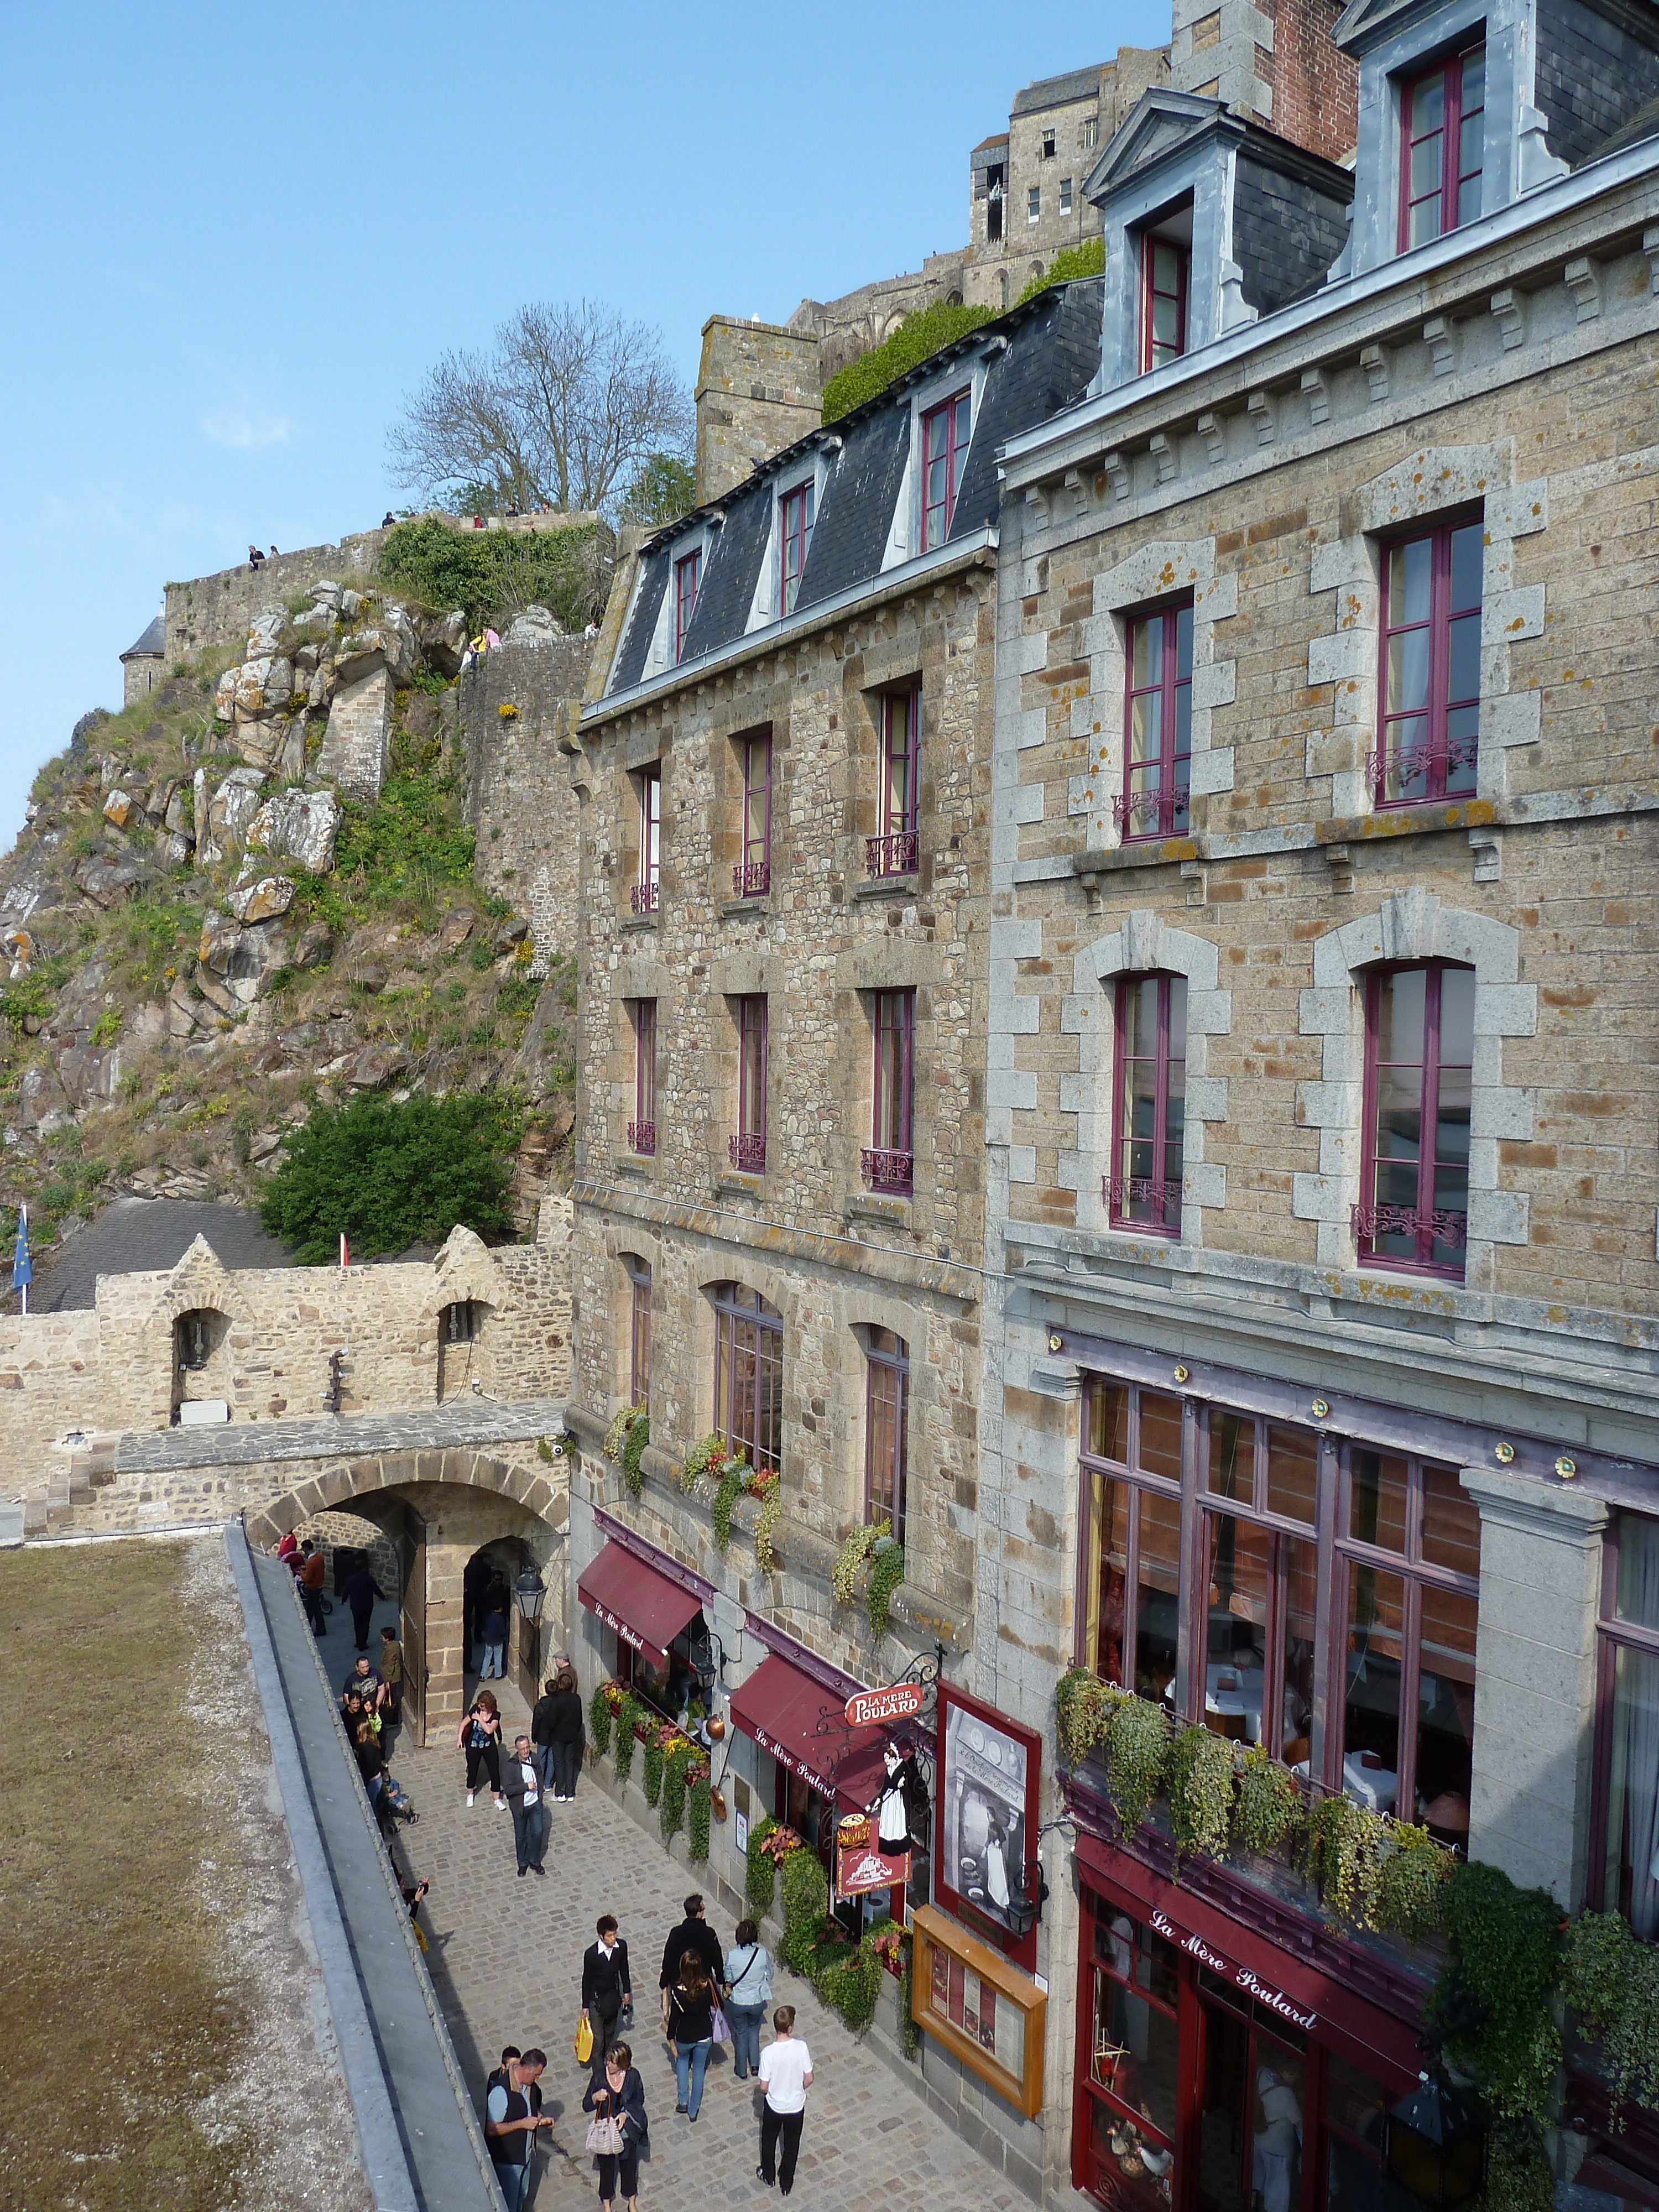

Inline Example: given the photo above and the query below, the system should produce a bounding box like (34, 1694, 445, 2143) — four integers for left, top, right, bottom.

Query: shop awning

(729, 1652, 890, 1806)
(577, 1541, 705, 1671)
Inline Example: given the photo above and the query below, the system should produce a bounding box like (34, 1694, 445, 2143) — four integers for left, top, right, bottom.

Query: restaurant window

(1374, 517, 1481, 808)
(1108, 974, 1185, 1235)
(632, 766, 661, 914)
(734, 729, 771, 898)
(711, 1281, 782, 1474)
(921, 390, 972, 550)
(864, 1327, 909, 1538)
(1139, 229, 1190, 373)
(729, 994, 768, 1173)
(864, 988, 914, 1193)
(625, 1256, 651, 1410)
(1081, 1902, 1181, 2208)
(1400, 43, 1485, 250)
(628, 997, 656, 1155)
(1338, 1446, 1479, 1841)
(674, 547, 701, 661)
(1354, 963, 1472, 1279)
(1119, 598, 1192, 842)
(1080, 1379, 1183, 1705)
(1593, 1510, 1659, 1938)
(779, 483, 814, 619)
(868, 686, 920, 878)
(1202, 1413, 1319, 1763)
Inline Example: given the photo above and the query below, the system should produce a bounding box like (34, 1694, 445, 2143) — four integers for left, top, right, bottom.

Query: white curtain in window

(1613, 1517, 1659, 1940)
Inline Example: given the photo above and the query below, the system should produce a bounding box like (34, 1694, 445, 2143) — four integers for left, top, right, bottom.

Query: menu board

(929, 1947, 1026, 2078)
(911, 1905, 1044, 2111)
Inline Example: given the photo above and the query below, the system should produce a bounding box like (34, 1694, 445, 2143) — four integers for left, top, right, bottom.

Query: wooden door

(401, 1507, 428, 1748)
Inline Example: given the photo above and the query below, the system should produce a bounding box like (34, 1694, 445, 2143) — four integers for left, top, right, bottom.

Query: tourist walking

(299, 1542, 327, 1636)
(479, 1593, 509, 1679)
(340, 1653, 384, 1710)
(757, 2006, 813, 2196)
(340, 1560, 384, 1651)
(485, 2048, 550, 2210)
(457, 1688, 506, 1808)
(353, 1719, 387, 1813)
(658, 1892, 723, 1994)
(581, 1914, 633, 2060)
(502, 1734, 547, 1877)
(582, 2039, 646, 2212)
(533, 1663, 585, 1800)
(663, 1949, 716, 2123)
(462, 1552, 493, 1669)
(723, 1918, 773, 2081)
(377, 1626, 403, 1727)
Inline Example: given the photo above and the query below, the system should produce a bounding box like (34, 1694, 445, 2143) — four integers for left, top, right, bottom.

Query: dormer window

(921, 392, 971, 550)
(779, 482, 814, 618)
(1139, 223, 1190, 373)
(674, 548, 701, 662)
(1401, 42, 1485, 249)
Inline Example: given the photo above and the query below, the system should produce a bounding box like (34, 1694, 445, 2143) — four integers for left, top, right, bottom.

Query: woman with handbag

(582, 2040, 646, 2212)
(663, 1950, 716, 2122)
(455, 1689, 506, 1809)
(722, 1917, 773, 2081)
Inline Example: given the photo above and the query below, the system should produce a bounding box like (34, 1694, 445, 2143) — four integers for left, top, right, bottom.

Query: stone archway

(248, 1446, 566, 1737)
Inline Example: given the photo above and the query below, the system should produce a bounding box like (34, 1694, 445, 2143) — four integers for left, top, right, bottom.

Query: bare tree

(387, 300, 693, 517)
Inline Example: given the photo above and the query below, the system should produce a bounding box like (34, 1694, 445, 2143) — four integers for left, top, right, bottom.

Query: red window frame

(712, 1281, 782, 1473)
(731, 994, 768, 1173)
(1077, 1378, 1185, 1708)
(1374, 517, 1482, 807)
(631, 766, 661, 913)
(674, 547, 701, 661)
(626, 1255, 651, 1410)
(1588, 1510, 1659, 1936)
(628, 998, 656, 1155)
(1354, 962, 1472, 1278)
(1198, 1411, 1320, 1768)
(1108, 973, 1185, 1235)
(921, 390, 972, 550)
(867, 686, 920, 878)
(1399, 43, 1485, 251)
(1139, 231, 1190, 373)
(735, 731, 771, 898)
(1118, 598, 1192, 841)
(864, 1327, 909, 1538)
(864, 988, 914, 1193)
(779, 482, 814, 618)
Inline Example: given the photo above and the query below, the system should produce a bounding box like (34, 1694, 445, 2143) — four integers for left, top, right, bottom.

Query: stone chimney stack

(694, 316, 823, 507)
(1170, 0, 1358, 166)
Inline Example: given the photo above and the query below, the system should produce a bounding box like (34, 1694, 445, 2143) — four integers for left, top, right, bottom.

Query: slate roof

(1011, 65, 1104, 117)
(121, 614, 166, 660)
(27, 1198, 293, 1313)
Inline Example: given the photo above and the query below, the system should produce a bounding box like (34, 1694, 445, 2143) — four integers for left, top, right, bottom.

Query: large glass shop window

(1087, 1907, 1181, 2205)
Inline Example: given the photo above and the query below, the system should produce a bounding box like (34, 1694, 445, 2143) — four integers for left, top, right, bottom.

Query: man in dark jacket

(531, 1669, 586, 1800)
(501, 1735, 547, 1876)
(340, 1562, 384, 1652)
(659, 1893, 724, 1997)
(581, 1914, 633, 2060)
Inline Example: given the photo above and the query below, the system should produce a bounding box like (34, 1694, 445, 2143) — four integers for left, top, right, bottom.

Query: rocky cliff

(0, 554, 594, 1267)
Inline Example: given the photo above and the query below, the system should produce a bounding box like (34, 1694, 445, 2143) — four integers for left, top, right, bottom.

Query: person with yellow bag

(580, 1913, 633, 2067)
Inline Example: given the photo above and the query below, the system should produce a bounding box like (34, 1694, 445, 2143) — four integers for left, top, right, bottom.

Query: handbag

(711, 2004, 731, 2046)
(574, 2014, 594, 2065)
(585, 2115, 624, 2156)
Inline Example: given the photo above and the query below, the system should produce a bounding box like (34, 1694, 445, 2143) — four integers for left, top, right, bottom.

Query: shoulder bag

(585, 2112, 624, 2156)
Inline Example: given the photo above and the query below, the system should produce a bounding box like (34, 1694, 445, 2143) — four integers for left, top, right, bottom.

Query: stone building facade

(693, 317, 824, 504)
(119, 613, 166, 705)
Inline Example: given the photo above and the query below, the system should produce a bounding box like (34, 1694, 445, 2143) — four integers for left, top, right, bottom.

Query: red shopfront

(1073, 1833, 1437, 2212)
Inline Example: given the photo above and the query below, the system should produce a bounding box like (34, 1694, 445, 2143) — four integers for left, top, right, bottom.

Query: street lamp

(1385, 2072, 1485, 2208)
(514, 1567, 547, 1626)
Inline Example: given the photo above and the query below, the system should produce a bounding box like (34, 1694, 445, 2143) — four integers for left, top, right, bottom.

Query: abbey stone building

(567, 0, 1659, 2204)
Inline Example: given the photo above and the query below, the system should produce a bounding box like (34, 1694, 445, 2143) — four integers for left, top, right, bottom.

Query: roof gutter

(581, 525, 998, 729)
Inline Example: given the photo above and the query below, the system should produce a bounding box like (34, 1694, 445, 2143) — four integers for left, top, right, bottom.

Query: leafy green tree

(619, 452, 697, 529)
(258, 1094, 521, 1263)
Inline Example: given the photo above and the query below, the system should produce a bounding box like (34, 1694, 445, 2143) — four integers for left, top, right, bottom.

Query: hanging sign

(834, 1812, 911, 1898)
(844, 1683, 924, 1729)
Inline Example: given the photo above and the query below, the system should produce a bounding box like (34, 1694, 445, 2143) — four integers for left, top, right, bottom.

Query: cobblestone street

(386, 1675, 1018, 2212)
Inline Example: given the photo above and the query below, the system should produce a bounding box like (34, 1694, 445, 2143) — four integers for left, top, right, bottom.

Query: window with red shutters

(1374, 518, 1481, 807)
(1119, 600, 1192, 841)
(920, 391, 971, 550)
(1108, 975, 1185, 1234)
(1354, 963, 1472, 1276)
(1400, 44, 1485, 250)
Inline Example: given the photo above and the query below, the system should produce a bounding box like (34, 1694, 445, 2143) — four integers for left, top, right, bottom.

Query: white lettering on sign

(844, 1683, 925, 1729)
(754, 1729, 834, 1799)
(1149, 1911, 1317, 2031)
(589, 1601, 645, 1656)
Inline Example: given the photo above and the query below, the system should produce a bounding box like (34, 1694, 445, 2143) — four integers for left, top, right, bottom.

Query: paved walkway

(388, 1689, 1019, 2212)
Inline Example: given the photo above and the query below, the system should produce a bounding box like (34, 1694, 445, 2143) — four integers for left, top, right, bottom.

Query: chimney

(1170, 0, 1358, 166)
(694, 316, 823, 507)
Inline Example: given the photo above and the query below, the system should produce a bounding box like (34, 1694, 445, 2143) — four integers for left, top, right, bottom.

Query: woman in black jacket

(664, 1951, 716, 2122)
(531, 1665, 586, 1801)
(582, 2039, 646, 2212)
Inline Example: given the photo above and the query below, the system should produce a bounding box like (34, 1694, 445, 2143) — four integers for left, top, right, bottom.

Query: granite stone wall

(165, 531, 390, 663)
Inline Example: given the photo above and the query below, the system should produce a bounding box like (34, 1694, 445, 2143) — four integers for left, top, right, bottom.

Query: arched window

(442, 1300, 479, 1344)
(710, 1283, 782, 1473)
(863, 1328, 909, 1538)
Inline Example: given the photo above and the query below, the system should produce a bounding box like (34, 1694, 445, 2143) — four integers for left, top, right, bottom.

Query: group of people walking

(455, 1663, 587, 1875)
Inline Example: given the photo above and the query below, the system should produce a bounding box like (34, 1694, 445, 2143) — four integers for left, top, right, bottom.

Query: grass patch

(0, 1542, 264, 2206)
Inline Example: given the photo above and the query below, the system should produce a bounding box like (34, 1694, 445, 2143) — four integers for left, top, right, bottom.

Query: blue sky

(0, 1, 1167, 849)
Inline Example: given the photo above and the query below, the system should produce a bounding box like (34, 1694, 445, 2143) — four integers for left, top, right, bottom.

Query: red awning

(577, 1541, 705, 1671)
(730, 1652, 888, 1807)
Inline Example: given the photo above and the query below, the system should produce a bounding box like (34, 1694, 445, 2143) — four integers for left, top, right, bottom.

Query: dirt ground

(0, 1534, 372, 2212)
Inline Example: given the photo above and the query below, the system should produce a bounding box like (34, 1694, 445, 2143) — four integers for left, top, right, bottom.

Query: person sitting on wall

(248, 544, 264, 570)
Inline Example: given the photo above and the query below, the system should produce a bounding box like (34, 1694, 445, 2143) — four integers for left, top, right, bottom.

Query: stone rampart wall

(166, 532, 391, 663)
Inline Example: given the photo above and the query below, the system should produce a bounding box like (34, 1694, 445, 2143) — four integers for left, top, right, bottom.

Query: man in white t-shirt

(757, 2005, 813, 2197)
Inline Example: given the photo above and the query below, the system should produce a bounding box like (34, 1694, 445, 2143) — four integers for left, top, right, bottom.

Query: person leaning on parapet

(486, 2048, 552, 2210)
(248, 543, 264, 570)
(299, 1542, 327, 1635)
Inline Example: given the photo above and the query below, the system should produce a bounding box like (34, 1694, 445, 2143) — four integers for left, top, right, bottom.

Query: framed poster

(910, 1904, 1046, 2117)
(935, 1682, 1042, 1971)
